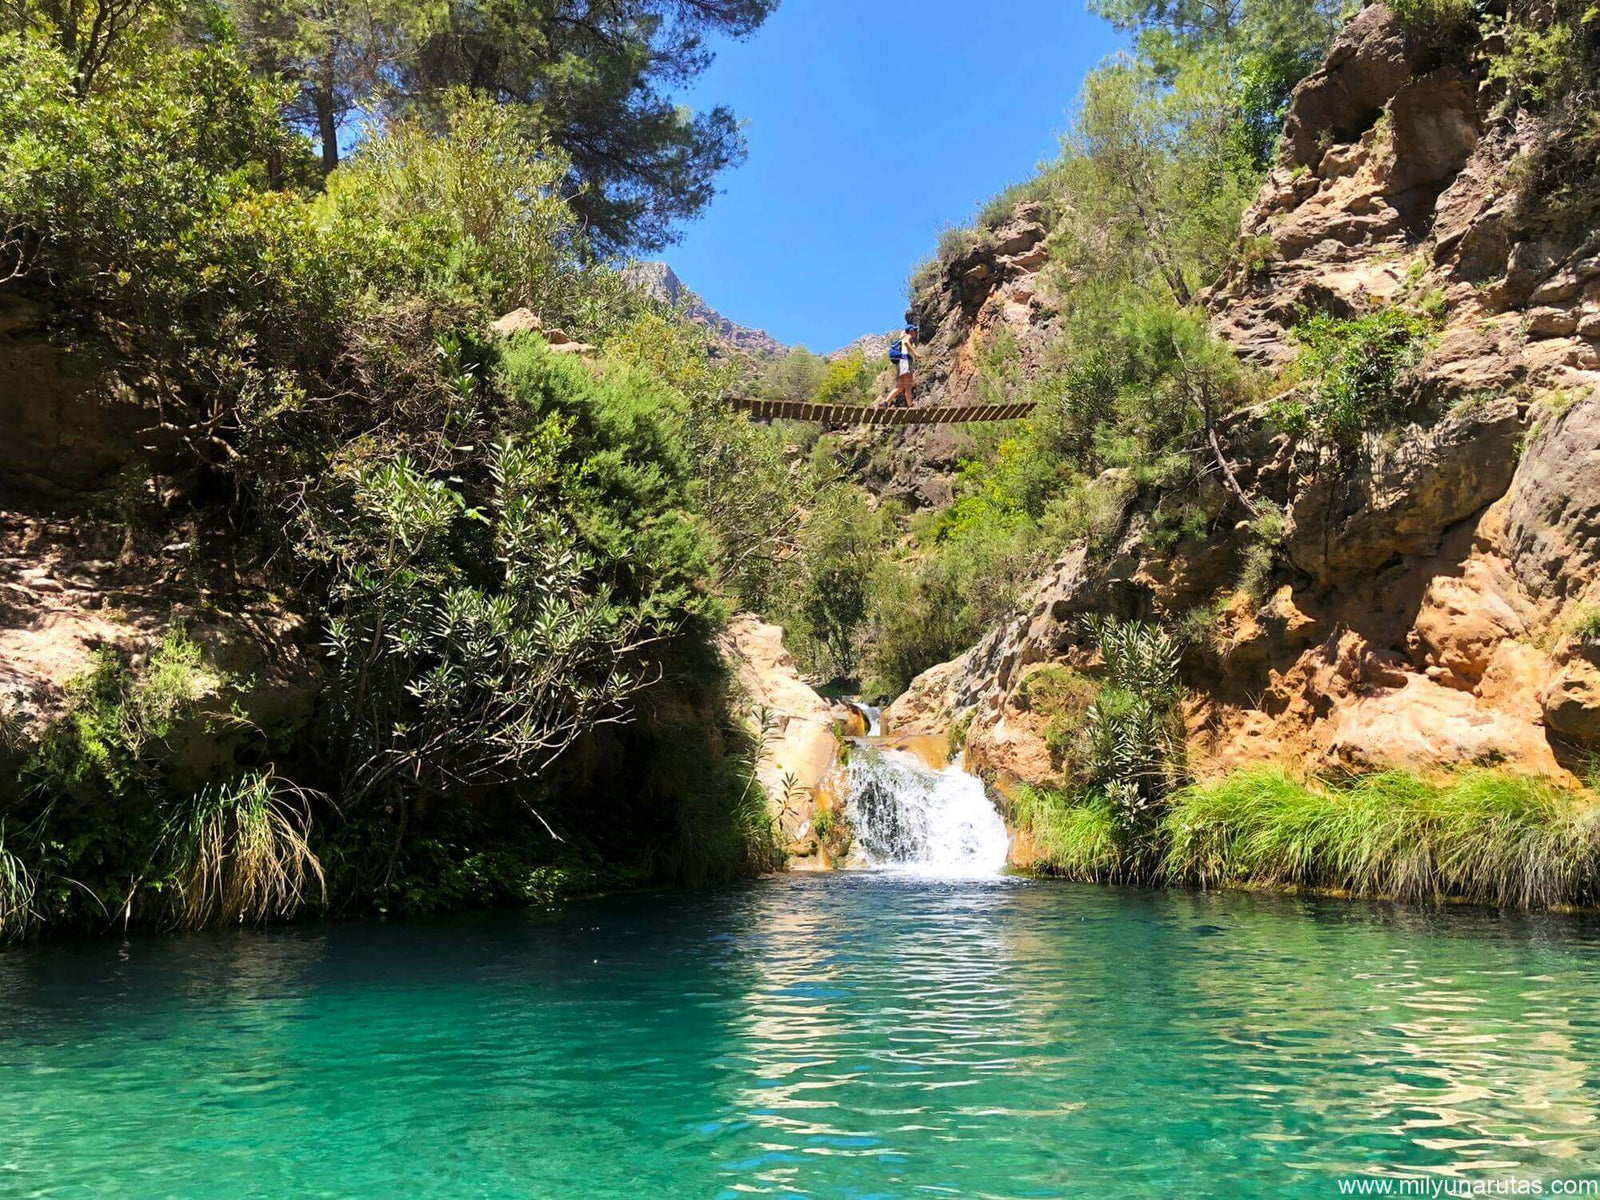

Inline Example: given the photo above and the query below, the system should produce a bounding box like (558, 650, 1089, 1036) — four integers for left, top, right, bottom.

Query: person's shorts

(897, 357, 912, 377)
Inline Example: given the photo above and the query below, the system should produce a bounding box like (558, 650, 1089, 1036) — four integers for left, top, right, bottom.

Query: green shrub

(1018, 666, 1100, 779)
(1274, 306, 1433, 446)
(775, 487, 888, 681)
(864, 558, 970, 699)
(1385, 0, 1478, 39)
(758, 347, 831, 403)
(1485, 0, 1600, 225)
(813, 352, 879, 406)
(1080, 616, 1187, 837)
(325, 89, 579, 317)
(26, 627, 221, 804)
(1237, 500, 1285, 600)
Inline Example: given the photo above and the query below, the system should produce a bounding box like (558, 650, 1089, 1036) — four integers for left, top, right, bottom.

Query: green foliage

(1386, 0, 1479, 39)
(604, 309, 801, 607)
(813, 352, 879, 407)
(312, 344, 717, 811)
(1484, 0, 1600, 225)
(1273, 306, 1433, 446)
(0, 0, 807, 940)
(395, 0, 778, 254)
(1088, 0, 1341, 162)
(26, 627, 221, 805)
(326, 90, 579, 316)
(201, 0, 778, 248)
(778, 488, 889, 681)
(3, 0, 180, 94)
(0, 830, 38, 941)
(864, 464, 1049, 698)
(1062, 56, 1264, 308)
(1162, 768, 1600, 908)
(973, 325, 1025, 405)
(1016, 766, 1600, 910)
(974, 169, 1065, 230)
(1018, 666, 1100, 778)
(947, 709, 975, 760)
(1080, 616, 1186, 838)
(1237, 500, 1285, 600)
(758, 347, 831, 403)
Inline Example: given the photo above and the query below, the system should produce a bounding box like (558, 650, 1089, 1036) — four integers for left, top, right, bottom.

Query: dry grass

(165, 773, 326, 929)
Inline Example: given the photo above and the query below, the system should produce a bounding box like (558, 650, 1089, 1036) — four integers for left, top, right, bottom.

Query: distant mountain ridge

(828, 332, 890, 363)
(625, 262, 888, 362)
(624, 262, 790, 358)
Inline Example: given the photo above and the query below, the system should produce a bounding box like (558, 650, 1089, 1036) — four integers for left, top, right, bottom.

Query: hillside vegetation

(0, 0, 809, 939)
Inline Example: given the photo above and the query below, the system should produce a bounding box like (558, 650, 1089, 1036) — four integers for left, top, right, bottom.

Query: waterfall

(842, 746, 1009, 877)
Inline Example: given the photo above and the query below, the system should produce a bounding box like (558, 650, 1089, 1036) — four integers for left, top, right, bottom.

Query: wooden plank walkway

(729, 397, 1036, 425)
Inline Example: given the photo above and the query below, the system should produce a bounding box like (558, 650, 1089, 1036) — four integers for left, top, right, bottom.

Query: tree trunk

(314, 79, 339, 173)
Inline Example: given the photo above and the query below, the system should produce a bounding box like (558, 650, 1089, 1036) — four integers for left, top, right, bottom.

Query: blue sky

(665, 0, 1124, 352)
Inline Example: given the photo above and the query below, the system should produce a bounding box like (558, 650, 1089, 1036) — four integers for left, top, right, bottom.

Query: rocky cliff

(886, 4, 1600, 792)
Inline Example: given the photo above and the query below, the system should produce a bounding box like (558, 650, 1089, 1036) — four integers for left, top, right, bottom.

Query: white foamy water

(842, 747, 1009, 877)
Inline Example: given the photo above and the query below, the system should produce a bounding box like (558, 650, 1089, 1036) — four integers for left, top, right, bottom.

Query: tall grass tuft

(0, 833, 38, 941)
(1010, 785, 1131, 883)
(164, 773, 326, 929)
(1162, 768, 1600, 908)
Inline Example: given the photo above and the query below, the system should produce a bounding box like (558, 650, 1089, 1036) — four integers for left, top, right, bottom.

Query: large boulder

(716, 614, 860, 861)
(1541, 641, 1600, 745)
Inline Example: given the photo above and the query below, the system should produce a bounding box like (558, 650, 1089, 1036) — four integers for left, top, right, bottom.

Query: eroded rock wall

(886, 4, 1600, 791)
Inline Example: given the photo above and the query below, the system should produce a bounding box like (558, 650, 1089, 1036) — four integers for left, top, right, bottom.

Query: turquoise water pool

(3, 875, 1600, 1197)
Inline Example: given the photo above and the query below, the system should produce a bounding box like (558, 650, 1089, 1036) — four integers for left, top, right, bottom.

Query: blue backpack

(888, 338, 904, 363)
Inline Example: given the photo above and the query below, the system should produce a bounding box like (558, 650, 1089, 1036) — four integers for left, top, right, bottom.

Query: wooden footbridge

(730, 397, 1036, 425)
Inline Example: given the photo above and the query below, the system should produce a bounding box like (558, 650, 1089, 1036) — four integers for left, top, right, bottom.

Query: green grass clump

(1010, 785, 1131, 883)
(1568, 606, 1600, 644)
(1161, 768, 1600, 908)
(0, 834, 38, 942)
(163, 773, 326, 930)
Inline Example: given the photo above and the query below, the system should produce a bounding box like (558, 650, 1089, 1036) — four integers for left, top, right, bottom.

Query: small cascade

(859, 704, 882, 737)
(842, 746, 1009, 877)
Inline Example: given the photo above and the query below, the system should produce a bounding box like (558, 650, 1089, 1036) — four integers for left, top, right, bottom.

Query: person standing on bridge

(887, 322, 918, 408)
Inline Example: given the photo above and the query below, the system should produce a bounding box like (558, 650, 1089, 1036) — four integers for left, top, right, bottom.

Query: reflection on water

(2, 876, 1600, 1198)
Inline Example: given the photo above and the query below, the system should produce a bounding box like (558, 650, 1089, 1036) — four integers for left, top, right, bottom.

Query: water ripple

(2, 876, 1600, 1197)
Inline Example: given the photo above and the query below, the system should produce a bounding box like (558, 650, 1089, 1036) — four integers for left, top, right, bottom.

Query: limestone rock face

(1542, 643, 1600, 746)
(1283, 399, 1523, 586)
(1278, 4, 1438, 170)
(0, 511, 319, 798)
(1502, 392, 1600, 605)
(716, 614, 860, 863)
(0, 293, 155, 498)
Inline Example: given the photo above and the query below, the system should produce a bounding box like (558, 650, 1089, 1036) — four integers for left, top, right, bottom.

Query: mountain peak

(624, 261, 789, 359)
